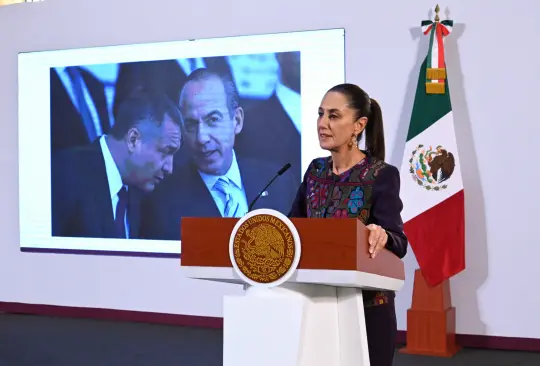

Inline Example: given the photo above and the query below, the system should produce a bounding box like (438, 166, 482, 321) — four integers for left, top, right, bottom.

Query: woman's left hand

(366, 224, 388, 258)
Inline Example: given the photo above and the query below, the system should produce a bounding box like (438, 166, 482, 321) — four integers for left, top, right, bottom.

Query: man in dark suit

(51, 88, 183, 239)
(50, 66, 112, 153)
(139, 68, 297, 241)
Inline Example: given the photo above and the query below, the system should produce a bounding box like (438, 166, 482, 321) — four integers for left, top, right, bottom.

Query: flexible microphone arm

(248, 163, 291, 212)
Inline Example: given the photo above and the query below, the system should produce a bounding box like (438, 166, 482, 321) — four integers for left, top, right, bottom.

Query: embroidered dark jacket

(288, 152, 408, 307)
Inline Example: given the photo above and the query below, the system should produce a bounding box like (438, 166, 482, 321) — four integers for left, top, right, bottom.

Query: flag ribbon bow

(422, 6, 454, 94)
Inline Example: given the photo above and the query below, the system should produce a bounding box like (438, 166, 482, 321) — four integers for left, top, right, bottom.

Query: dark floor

(0, 313, 538, 365)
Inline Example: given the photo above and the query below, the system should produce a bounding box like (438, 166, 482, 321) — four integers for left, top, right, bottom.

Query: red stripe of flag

(436, 23, 446, 83)
(404, 190, 465, 287)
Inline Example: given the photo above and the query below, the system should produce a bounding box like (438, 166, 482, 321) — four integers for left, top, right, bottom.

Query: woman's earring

(348, 134, 357, 149)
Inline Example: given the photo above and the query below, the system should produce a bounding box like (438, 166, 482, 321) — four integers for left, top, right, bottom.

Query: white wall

(1, 0, 539, 339)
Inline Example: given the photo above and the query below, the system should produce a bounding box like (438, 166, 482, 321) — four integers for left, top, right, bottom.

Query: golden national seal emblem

(229, 209, 301, 287)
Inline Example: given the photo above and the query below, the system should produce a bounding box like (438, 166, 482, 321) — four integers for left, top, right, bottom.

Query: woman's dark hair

(327, 83, 385, 161)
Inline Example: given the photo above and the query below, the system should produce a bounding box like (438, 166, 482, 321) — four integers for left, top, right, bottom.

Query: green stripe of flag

(406, 57, 452, 141)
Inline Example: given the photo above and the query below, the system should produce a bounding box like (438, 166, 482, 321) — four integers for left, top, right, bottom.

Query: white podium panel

(223, 283, 371, 366)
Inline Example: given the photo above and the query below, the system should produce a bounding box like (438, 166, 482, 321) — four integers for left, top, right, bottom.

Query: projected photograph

(18, 29, 345, 255)
(50, 53, 302, 241)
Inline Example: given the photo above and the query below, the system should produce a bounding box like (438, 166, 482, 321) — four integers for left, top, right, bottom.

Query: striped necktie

(214, 178, 240, 217)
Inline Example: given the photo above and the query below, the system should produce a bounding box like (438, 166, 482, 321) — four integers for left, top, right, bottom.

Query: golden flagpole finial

(434, 4, 440, 22)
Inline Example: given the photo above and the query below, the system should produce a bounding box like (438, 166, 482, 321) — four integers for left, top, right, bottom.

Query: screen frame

(18, 28, 346, 258)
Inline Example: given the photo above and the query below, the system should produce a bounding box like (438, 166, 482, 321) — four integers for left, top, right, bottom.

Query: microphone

(248, 163, 291, 212)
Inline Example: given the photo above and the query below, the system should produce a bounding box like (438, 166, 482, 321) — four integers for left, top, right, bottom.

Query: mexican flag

(399, 18, 465, 287)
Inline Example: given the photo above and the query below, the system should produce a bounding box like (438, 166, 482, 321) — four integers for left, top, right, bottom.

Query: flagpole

(398, 5, 462, 358)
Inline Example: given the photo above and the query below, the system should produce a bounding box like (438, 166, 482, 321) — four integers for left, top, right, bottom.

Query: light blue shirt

(198, 150, 248, 217)
(100, 135, 129, 238)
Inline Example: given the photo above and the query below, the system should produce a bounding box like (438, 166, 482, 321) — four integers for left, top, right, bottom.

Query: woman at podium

(288, 83, 408, 366)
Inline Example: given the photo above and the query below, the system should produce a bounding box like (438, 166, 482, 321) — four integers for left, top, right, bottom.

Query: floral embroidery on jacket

(304, 155, 391, 307)
(306, 156, 386, 225)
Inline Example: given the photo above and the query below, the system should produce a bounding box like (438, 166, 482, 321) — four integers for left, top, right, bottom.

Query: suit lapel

(237, 158, 266, 210)
(88, 141, 116, 237)
(183, 163, 221, 217)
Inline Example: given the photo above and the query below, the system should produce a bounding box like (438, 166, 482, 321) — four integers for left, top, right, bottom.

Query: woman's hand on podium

(366, 224, 388, 258)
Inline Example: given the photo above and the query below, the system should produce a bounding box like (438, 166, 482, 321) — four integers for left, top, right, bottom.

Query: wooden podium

(180, 214, 405, 366)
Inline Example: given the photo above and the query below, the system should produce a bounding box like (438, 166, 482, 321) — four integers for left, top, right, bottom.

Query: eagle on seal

(244, 224, 285, 260)
(428, 146, 455, 183)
